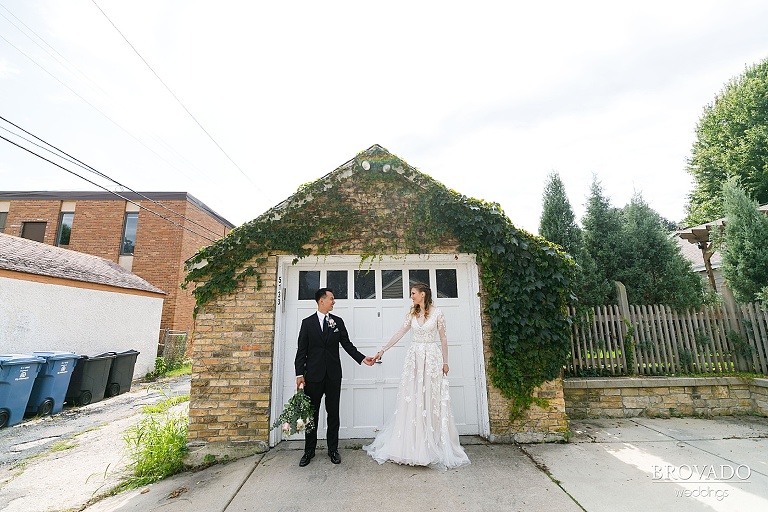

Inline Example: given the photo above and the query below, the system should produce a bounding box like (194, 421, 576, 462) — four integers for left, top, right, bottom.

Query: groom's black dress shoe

(299, 451, 315, 467)
(329, 451, 341, 464)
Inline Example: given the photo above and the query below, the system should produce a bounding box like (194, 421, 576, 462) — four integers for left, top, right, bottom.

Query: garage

(186, 145, 571, 454)
(270, 254, 488, 445)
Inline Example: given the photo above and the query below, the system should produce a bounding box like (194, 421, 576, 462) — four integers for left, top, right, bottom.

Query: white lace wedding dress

(363, 308, 470, 470)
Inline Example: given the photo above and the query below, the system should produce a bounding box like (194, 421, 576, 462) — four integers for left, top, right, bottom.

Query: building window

(121, 212, 139, 255)
(56, 212, 74, 246)
(298, 271, 320, 300)
(382, 270, 403, 299)
(21, 221, 46, 242)
(354, 270, 376, 299)
(0, 212, 6, 233)
(408, 269, 430, 288)
(326, 270, 348, 299)
(436, 269, 458, 298)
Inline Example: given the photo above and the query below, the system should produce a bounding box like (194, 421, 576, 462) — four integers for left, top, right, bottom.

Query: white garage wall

(0, 277, 162, 378)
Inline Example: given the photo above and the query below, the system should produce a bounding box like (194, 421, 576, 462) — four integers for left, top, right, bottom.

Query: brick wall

(564, 377, 768, 418)
(3, 200, 64, 245)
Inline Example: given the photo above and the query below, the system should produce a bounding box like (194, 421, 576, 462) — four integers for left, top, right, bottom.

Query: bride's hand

(442, 363, 449, 375)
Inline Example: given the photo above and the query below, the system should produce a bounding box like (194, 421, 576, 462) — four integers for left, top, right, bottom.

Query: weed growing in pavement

(118, 412, 188, 490)
(142, 395, 190, 414)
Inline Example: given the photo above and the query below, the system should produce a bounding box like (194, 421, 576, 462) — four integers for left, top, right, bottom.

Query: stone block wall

(564, 377, 768, 419)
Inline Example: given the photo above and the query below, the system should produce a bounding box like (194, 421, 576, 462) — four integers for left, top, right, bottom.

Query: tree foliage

(686, 58, 768, 226)
(617, 194, 703, 308)
(712, 177, 768, 303)
(539, 171, 582, 255)
(580, 178, 623, 304)
(581, 178, 704, 307)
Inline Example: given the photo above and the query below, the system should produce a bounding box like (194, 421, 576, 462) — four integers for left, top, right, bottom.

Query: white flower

(296, 418, 304, 429)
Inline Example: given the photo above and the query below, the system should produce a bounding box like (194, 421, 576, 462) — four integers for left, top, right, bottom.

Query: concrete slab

(632, 416, 768, 441)
(85, 454, 260, 512)
(227, 442, 582, 512)
(525, 418, 768, 512)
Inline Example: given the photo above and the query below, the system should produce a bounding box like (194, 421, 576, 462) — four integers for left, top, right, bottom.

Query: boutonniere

(328, 318, 336, 329)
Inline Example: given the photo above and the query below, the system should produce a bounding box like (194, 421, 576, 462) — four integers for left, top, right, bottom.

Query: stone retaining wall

(564, 377, 768, 419)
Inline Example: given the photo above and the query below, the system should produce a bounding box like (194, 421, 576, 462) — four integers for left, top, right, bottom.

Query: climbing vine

(184, 146, 576, 419)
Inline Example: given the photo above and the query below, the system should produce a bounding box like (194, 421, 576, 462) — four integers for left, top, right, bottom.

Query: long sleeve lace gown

(363, 308, 470, 470)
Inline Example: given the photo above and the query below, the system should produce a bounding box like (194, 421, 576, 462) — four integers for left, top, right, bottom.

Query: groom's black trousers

(304, 376, 342, 454)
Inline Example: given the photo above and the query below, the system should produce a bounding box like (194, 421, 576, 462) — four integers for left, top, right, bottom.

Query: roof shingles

(0, 233, 164, 295)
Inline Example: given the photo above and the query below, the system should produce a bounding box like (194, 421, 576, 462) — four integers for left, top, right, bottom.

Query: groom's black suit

(295, 312, 365, 455)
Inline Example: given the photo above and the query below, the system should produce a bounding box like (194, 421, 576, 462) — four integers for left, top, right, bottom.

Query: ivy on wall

(184, 146, 575, 419)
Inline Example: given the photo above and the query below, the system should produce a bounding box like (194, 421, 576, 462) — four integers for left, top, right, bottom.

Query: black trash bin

(65, 353, 115, 406)
(100, 350, 140, 398)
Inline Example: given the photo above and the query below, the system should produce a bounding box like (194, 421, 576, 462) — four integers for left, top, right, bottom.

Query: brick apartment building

(0, 191, 234, 338)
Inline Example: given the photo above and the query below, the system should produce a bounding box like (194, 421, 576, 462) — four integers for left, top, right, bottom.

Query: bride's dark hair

(409, 283, 433, 319)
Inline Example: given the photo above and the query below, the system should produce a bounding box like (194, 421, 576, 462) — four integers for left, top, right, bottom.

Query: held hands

(362, 356, 375, 366)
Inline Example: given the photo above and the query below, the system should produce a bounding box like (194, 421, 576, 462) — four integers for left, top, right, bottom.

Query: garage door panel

(351, 387, 377, 427)
(351, 307, 381, 340)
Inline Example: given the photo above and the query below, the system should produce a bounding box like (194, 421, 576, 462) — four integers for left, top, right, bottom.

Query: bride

(363, 283, 470, 470)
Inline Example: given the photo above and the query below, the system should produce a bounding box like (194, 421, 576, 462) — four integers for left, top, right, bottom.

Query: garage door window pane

(327, 270, 348, 299)
(354, 270, 376, 299)
(382, 270, 403, 299)
(408, 269, 430, 289)
(298, 271, 320, 300)
(436, 269, 458, 298)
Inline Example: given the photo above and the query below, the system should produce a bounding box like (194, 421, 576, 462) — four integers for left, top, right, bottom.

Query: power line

(0, 132, 218, 243)
(90, 0, 260, 190)
(0, 116, 226, 238)
(0, 31, 209, 185)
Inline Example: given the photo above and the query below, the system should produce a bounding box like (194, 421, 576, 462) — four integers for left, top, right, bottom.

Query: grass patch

(142, 395, 190, 414)
(144, 358, 192, 381)
(116, 412, 188, 491)
(50, 440, 77, 452)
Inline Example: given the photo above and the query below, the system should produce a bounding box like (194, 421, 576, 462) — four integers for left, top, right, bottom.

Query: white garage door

(270, 254, 489, 446)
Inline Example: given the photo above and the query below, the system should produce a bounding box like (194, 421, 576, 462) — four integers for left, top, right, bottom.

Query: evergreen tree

(539, 171, 582, 255)
(618, 194, 703, 308)
(712, 177, 768, 302)
(581, 178, 623, 304)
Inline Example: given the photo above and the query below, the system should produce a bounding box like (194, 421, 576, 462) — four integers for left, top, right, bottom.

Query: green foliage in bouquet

(271, 389, 315, 436)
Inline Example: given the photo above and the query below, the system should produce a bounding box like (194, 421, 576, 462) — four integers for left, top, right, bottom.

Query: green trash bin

(26, 351, 79, 417)
(0, 354, 45, 427)
(65, 354, 115, 406)
(100, 350, 140, 398)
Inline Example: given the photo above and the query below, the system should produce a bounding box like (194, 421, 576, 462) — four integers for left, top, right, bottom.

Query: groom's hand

(362, 356, 375, 366)
(296, 376, 305, 389)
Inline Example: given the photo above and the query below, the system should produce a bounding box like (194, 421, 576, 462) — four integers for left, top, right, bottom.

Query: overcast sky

(1, 0, 767, 234)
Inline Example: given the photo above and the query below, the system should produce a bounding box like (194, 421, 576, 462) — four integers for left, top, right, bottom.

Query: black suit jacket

(295, 313, 365, 381)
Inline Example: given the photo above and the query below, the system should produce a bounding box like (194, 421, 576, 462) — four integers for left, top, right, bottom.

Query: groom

(295, 287, 374, 466)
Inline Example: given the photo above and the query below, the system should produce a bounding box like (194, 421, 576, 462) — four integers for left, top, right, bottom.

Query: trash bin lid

(0, 353, 45, 366)
(33, 351, 79, 361)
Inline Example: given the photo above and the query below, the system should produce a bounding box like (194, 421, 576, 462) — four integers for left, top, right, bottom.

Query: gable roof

(0, 233, 165, 295)
(261, 144, 438, 221)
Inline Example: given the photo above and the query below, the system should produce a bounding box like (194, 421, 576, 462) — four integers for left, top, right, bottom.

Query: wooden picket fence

(566, 302, 768, 376)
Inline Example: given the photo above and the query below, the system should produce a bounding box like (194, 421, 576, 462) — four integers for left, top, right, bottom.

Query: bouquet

(271, 388, 315, 436)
